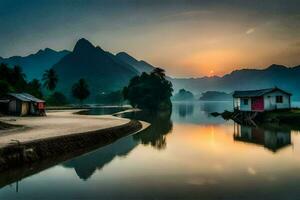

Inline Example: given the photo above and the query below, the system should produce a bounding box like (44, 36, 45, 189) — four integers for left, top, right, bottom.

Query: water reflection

(62, 136, 138, 180)
(172, 101, 232, 124)
(233, 123, 292, 152)
(177, 103, 194, 118)
(80, 107, 127, 115)
(121, 110, 173, 150)
(4, 102, 300, 199)
(61, 110, 173, 180)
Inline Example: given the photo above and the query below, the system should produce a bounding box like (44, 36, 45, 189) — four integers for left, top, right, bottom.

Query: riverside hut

(0, 93, 45, 116)
(233, 87, 291, 112)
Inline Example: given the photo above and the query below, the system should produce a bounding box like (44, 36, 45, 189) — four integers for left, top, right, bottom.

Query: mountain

(172, 89, 194, 101)
(199, 91, 232, 101)
(0, 48, 70, 80)
(52, 38, 139, 98)
(116, 52, 155, 74)
(171, 64, 300, 100)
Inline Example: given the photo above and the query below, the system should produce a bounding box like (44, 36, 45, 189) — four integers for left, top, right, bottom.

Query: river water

(1, 101, 300, 199)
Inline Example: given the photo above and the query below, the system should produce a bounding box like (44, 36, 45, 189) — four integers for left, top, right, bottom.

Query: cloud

(246, 28, 255, 34)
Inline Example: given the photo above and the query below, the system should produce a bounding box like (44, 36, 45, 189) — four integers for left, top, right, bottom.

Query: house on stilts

(233, 87, 292, 112)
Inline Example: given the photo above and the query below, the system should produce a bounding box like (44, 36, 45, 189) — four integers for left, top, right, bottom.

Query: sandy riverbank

(0, 110, 149, 172)
(0, 110, 148, 148)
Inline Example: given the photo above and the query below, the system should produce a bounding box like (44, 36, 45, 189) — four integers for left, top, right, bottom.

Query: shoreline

(0, 109, 149, 173)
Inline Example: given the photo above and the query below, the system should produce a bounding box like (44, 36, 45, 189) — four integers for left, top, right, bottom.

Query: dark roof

(233, 87, 292, 98)
(8, 93, 45, 103)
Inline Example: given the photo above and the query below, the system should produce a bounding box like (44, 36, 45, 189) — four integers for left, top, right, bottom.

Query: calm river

(1, 101, 300, 199)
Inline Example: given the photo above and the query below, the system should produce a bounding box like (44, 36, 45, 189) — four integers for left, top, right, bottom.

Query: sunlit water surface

(1, 101, 300, 199)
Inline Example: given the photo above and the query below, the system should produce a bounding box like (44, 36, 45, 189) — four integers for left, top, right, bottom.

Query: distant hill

(116, 52, 155, 74)
(52, 38, 139, 98)
(172, 89, 194, 101)
(0, 48, 70, 80)
(199, 91, 232, 101)
(172, 64, 300, 100)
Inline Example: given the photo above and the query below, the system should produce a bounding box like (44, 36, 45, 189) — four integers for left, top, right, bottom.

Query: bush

(46, 92, 69, 106)
(0, 80, 11, 97)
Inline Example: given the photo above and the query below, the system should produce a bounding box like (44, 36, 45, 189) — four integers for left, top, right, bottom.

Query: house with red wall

(233, 87, 292, 112)
(0, 93, 45, 116)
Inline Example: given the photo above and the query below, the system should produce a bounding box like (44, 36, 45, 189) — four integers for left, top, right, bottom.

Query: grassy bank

(213, 108, 300, 127)
(259, 109, 300, 124)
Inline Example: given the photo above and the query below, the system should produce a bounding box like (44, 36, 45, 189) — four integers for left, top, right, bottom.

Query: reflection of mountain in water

(62, 110, 173, 180)
(62, 136, 138, 180)
(121, 110, 173, 150)
(172, 102, 231, 124)
(233, 123, 291, 152)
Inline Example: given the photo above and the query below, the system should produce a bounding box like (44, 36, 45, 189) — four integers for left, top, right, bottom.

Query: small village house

(233, 87, 291, 112)
(0, 93, 45, 116)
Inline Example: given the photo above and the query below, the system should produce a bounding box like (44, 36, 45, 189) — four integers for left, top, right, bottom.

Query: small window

(243, 99, 248, 105)
(276, 96, 283, 103)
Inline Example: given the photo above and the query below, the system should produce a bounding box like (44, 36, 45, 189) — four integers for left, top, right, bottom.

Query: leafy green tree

(0, 80, 11, 97)
(27, 79, 43, 98)
(42, 69, 58, 91)
(123, 68, 173, 111)
(0, 63, 27, 93)
(72, 78, 90, 104)
(46, 92, 69, 106)
(0, 63, 11, 81)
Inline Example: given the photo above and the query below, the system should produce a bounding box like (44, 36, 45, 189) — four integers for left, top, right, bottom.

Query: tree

(0, 80, 11, 97)
(42, 69, 58, 91)
(46, 92, 69, 106)
(123, 68, 173, 111)
(27, 79, 43, 98)
(0, 63, 27, 93)
(72, 79, 90, 104)
(151, 67, 166, 79)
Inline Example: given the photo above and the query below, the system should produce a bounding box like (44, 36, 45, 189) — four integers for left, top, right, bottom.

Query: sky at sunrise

(0, 0, 300, 77)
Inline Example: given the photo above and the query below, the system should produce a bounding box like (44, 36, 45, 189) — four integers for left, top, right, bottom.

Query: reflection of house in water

(233, 123, 291, 152)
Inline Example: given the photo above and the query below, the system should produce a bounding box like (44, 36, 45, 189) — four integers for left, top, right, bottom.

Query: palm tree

(12, 65, 26, 91)
(27, 79, 43, 98)
(43, 69, 58, 91)
(72, 78, 90, 104)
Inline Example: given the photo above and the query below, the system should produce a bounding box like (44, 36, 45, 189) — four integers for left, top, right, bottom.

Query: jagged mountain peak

(73, 38, 95, 52)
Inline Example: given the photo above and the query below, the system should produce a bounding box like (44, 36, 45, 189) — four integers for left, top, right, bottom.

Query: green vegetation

(42, 69, 58, 91)
(0, 80, 11, 97)
(172, 89, 194, 101)
(46, 92, 69, 106)
(216, 109, 300, 127)
(259, 109, 300, 124)
(27, 79, 43, 98)
(72, 78, 90, 104)
(123, 68, 173, 111)
(0, 63, 42, 97)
